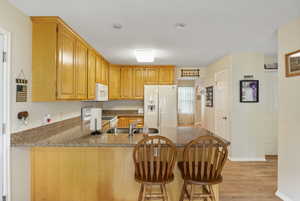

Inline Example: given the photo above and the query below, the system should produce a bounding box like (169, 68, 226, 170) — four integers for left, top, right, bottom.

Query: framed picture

(285, 49, 300, 77)
(240, 80, 259, 103)
(205, 86, 213, 107)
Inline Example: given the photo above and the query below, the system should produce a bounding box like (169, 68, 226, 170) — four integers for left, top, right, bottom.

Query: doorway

(0, 28, 10, 201)
(178, 86, 195, 126)
(214, 70, 229, 141)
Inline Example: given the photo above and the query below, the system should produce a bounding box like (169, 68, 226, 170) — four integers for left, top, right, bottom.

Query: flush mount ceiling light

(112, 23, 122, 29)
(135, 49, 155, 63)
(175, 23, 186, 29)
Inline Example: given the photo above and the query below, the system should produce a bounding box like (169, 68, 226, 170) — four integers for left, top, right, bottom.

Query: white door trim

(0, 26, 11, 201)
(214, 69, 229, 139)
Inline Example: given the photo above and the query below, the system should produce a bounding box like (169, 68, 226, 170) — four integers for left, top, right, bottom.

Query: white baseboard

(276, 190, 294, 201)
(229, 157, 266, 162)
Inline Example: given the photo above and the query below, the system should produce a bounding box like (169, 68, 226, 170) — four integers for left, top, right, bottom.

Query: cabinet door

(133, 67, 144, 99)
(95, 55, 102, 83)
(101, 59, 109, 85)
(144, 67, 159, 85)
(88, 50, 96, 99)
(75, 40, 88, 99)
(109, 64, 121, 99)
(120, 67, 133, 99)
(57, 26, 76, 99)
(159, 66, 175, 85)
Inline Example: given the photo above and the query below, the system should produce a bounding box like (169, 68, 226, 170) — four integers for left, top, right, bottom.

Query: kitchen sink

(102, 116, 116, 121)
(106, 128, 159, 134)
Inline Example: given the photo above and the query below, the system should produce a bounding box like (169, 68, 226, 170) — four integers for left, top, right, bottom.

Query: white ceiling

(9, 0, 300, 66)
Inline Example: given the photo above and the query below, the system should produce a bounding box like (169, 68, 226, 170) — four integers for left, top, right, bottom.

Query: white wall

(200, 53, 278, 160)
(230, 53, 267, 160)
(0, 0, 82, 133)
(277, 18, 300, 201)
(201, 56, 232, 133)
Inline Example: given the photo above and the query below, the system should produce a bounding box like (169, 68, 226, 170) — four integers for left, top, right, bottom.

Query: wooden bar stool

(133, 136, 177, 201)
(178, 136, 228, 201)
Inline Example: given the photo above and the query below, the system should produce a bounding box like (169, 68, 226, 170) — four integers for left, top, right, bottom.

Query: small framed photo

(285, 50, 300, 77)
(240, 80, 259, 103)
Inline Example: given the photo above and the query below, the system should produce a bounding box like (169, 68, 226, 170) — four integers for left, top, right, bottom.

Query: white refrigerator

(144, 85, 178, 128)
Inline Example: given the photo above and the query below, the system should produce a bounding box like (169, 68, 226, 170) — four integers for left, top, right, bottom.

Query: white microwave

(96, 83, 108, 101)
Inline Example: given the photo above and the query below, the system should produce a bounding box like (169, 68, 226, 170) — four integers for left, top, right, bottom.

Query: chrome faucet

(129, 120, 139, 136)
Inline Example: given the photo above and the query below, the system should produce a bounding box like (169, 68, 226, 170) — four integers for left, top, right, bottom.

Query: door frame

(214, 69, 230, 141)
(0, 26, 11, 201)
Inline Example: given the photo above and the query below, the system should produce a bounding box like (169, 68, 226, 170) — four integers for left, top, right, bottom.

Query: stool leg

(162, 184, 169, 201)
(209, 185, 216, 201)
(160, 185, 165, 201)
(138, 184, 145, 201)
(189, 184, 194, 201)
(179, 181, 186, 201)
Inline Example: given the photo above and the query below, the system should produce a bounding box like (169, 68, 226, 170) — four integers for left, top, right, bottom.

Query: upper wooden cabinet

(31, 16, 110, 102)
(107, 65, 175, 100)
(75, 40, 88, 99)
(95, 55, 102, 83)
(101, 59, 109, 85)
(109, 65, 121, 100)
(144, 67, 159, 85)
(132, 67, 145, 99)
(56, 25, 77, 100)
(159, 66, 175, 85)
(88, 50, 96, 100)
(120, 67, 133, 99)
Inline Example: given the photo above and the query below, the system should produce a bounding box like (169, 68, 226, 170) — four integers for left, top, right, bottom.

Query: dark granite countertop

(11, 122, 230, 147)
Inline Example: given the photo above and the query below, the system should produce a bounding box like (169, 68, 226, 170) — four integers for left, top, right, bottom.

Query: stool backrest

(133, 136, 177, 181)
(182, 136, 228, 181)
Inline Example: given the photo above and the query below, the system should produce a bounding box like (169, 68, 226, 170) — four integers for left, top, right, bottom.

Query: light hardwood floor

(220, 156, 281, 201)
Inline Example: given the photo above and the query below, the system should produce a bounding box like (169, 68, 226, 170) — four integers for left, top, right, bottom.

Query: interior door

(159, 85, 178, 128)
(215, 70, 229, 140)
(0, 33, 5, 198)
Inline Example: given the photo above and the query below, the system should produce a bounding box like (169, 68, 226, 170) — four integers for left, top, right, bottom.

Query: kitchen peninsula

(11, 118, 230, 201)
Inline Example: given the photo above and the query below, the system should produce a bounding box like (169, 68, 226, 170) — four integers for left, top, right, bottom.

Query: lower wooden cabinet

(117, 116, 144, 128)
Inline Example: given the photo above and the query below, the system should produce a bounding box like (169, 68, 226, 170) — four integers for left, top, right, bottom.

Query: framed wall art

(285, 49, 300, 77)
(205, 86, 213, 107)
(240, 80, 259, 103)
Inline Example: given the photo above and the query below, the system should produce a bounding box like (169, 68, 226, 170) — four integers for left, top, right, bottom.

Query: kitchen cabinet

(56, 26, 77, 100)
(159, 66, 175, 84)
(88, 50, 96, 99)
(101, 59, 109, 85)
(95, 55, 102, 83)
(117, 116, 144, 128)
(107, 65, 175, 100)
(75, 40, 88, 99)
(132, 67, 145, 99)
(31, 16, 109, 102)
(120, 67, 133, 99)
(109, 64, 121, 99)
(144, 67, 159, 84)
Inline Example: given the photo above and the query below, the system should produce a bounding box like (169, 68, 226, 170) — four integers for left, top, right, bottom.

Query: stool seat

(177, 161, 223, 185)
(135, 161, 174, 184)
